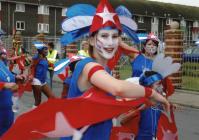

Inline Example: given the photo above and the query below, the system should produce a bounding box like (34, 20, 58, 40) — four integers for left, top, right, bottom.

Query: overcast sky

(148, 0, 199, 7)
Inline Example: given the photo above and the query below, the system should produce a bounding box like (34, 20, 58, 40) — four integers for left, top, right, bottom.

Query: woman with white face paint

(130, 33, 159, 77)
(60, 1, 169, 140)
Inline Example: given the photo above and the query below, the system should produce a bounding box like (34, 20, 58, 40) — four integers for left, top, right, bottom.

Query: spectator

(47, 42, 58, 88)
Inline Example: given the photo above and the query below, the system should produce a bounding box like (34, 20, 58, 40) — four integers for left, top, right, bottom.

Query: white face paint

(145, 40, 158, 56)
(152, 81, 163, 94)
(95, 29, 119, 59)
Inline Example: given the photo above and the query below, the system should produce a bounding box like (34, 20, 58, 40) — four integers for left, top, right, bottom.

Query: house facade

(0, 0, 199, 43)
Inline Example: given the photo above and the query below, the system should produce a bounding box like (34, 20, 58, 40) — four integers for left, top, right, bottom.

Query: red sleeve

(163, 77, 175, 97)
(0, 82, 5, 90)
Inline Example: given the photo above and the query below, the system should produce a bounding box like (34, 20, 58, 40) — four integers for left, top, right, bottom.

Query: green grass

(118, 62, 199, 91)
(182, 76, 199, 91)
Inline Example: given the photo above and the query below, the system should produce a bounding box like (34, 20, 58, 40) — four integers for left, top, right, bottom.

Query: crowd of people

(0, 0, 181, 139)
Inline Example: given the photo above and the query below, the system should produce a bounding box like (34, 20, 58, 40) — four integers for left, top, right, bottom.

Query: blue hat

(139, 72, 163, 86)
(61, 2, 139, 46)
(33, 42, 47, 50)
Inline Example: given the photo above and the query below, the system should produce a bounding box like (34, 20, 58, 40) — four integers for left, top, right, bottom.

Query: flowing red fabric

(2, 87, 149, 140)
(157, 106, 178, 140)
(110, 126, 136, 140)
(163, 78, 175, 98)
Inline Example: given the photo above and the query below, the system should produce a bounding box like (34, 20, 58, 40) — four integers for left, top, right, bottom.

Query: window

(38, 5, 49, 15)
(180, 19, 186, 27)
(62, 8, 67, 16)
(166, 18, 172, 25)
(38, 23, 49, 33)
(151, 17, 158, 24)
(16, 3, 25, 12)
(193, 21, 199, 27)
(16, 21, 25, 30)
(138, 16, 144, 23)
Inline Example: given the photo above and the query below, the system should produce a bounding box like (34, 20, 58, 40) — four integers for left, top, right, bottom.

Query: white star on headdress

(96, 6, 116, 24)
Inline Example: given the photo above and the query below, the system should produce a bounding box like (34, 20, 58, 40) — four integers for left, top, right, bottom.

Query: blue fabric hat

(139, 72, 163, 86)
(61, 3, 139, 46)
(33, 41, 47, 50)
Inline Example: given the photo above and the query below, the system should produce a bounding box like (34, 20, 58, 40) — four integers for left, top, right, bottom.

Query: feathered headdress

(139, 53, 181, 86)
(61, 0, 139, 46)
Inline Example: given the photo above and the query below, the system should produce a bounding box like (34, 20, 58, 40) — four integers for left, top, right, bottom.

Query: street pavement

(14, 79, 199, 140)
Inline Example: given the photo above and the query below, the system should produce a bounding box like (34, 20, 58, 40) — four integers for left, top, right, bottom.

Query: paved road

(15, 82, 199, 140)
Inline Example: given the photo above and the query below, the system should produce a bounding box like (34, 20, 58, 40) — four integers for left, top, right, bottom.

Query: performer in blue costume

(131, 33, 159, 77)
(130, 33, 162, 140)
(0, 46, 25, 137)
(135, 53, 180, 140)
(60, 0, 170, 140)
(29, 42, 55, 108)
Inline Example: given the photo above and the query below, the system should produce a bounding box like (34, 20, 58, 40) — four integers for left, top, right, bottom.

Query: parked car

(183, 46, 199, 63)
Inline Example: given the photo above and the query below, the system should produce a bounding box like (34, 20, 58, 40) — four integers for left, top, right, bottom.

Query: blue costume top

(131, 54, 152, 77)
(131, 54, 161, 140)
(61, 57, 112, 140)
(33, 54, 49, 84)
(0, 60, 15, 109)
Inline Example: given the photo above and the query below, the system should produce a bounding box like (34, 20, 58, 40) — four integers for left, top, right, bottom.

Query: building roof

(5, 0, 199, 20)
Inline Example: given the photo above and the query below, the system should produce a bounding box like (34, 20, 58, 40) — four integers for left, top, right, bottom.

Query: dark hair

(144, 71, 159, 77)
(141, 39, 159, 54)
(69, 60, 80, 73)
(48, 42, 54, 49)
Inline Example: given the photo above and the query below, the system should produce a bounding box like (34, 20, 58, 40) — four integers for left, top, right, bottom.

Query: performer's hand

(4, 82, 18, 91)
(150, 90, 170, 113)
(28, 75, 34, 82)
(16, 74, 27, 82)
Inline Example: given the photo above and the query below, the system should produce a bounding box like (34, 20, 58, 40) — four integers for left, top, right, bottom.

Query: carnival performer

(0, 46, 26, 137)
(29, 42, 55, 108)
(125, 54, 180, 140)
(60, 0, 170, 140)
(9, 31, 26, 75)
(130, 33, 159, 77)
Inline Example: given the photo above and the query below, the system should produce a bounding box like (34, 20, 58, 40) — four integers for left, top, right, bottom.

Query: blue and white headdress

(126, 54, 181, 86)
(61, 1, 139, 46)
(33, 41, 47, 50)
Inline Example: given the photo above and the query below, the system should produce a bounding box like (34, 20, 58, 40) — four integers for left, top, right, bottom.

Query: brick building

(0, 0, 199, 43)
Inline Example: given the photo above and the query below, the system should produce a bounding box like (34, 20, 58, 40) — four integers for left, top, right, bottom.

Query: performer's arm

(0, 82, 18, 91)
(82, 62, 170, 112)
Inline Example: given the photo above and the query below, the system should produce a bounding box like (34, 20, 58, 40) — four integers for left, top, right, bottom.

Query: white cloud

(148, 0, 199, 7)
